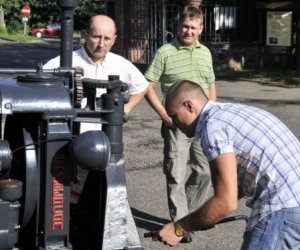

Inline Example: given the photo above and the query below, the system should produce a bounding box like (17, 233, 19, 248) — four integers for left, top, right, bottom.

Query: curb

(239, 78, 300, 89)
(218, 95, 300, 105)
(217, 76, 300, 89)
(36, 41, 81, 50)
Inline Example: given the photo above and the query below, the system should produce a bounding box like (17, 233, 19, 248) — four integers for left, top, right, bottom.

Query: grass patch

(215, 66, 300, 87)
(0, 32, 41, 42)
(0, 31, 81, 42)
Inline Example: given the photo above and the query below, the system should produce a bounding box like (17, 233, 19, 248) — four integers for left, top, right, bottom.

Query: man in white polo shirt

(44, 15, 149, 203)
(44, 15, 148, 114)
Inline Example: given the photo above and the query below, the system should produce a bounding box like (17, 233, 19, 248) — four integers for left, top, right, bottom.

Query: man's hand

(162, 116, 173, 127)
(157, 222, 182, 246)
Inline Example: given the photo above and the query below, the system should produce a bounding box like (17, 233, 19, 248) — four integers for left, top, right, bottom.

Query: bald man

(156, 79, 300, 248)
(44, 15, 148, 114)
(44, 15, 149, 203)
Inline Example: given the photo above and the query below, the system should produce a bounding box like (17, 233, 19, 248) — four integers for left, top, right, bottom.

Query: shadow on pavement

(131, 207, 170, 232)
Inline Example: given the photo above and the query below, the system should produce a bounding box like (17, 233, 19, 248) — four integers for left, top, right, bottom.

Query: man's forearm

(145, 82, 171, 124)
(176, 195, 237, 232)
(124, 90, 147, 114)
(209, 82, 217, 101)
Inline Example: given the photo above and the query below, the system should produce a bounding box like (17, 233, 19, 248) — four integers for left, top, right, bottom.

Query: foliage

(75, 0, 107, 30)
(0, 25, 6, 34)
(2, 0, 22, 32)
(2, 0, 106, 33)
(6, 19, 23, 34)
(27, 0, 60, 28)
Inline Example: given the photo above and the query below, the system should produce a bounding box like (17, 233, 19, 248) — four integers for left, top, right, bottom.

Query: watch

(174, 222, 186, 237)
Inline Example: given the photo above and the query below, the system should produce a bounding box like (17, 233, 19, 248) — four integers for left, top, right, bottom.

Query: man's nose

(98, 38, 105, 47)
(186, 27, 193, 33)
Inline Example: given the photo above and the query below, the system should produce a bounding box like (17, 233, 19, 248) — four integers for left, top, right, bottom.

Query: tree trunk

(0, 5, 5, 29)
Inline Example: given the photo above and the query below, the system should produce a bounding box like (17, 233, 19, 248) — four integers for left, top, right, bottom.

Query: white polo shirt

(43, 46, 148, 95)
(44, 47, 148, 130)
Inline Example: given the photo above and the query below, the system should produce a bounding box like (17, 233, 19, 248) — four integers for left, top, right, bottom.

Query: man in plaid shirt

(156, 79, 300, 249)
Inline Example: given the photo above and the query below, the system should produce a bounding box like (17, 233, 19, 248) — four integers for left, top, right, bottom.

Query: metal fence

(201, 0, 238, 42)
(123, 0, 165, 67)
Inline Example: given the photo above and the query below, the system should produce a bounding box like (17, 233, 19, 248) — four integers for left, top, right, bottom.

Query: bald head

(165, 80, 208, 115)
(164, 80, 208, 137)
(87, 15, 117, 35)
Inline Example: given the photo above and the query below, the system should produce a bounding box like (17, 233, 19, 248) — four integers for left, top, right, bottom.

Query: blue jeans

(242, 207, 300, 250)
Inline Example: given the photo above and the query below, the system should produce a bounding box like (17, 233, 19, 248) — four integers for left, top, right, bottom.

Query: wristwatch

(174, 222, 186, 237)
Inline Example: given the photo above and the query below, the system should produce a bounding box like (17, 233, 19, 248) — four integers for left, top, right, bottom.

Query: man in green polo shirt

(144, 6, 216, 243)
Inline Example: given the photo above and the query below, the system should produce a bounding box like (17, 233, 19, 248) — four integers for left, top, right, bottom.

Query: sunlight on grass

(216, 67, 300, 86)
(0, 33, 41, 42)
(0, 31, 81, 42)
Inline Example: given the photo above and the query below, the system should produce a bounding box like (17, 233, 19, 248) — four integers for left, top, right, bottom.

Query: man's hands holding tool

(144, 222, 183, 247)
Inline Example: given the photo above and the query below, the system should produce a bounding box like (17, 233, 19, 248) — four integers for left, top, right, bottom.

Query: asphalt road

(0, 38, 80, 68)
(1, 39, 300, 250)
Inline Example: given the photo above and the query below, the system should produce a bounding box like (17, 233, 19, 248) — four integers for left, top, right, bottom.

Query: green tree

(2, 0, 23, 33)
(2, 0, 105, 33)
(27, 0, 60, 27)
(74, 0, 107, 30)
(0, 0, 5, 30)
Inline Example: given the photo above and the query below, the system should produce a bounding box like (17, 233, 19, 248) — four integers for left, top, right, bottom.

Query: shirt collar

(173, 37, 202, 50)
(195, 101, 214, 138)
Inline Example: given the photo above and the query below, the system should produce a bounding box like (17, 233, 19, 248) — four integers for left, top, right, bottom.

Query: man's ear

(111, 34, 117, 47)
(183, 100, 194, 113)
(82, 29, 88, 39)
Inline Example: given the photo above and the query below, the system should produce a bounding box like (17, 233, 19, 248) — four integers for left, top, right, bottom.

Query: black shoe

(180, 233, 192, 243)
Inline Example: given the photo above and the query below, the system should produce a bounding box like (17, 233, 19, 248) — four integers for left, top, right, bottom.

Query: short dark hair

(179, 6, 203, 24)
(165, 80, 207, 113)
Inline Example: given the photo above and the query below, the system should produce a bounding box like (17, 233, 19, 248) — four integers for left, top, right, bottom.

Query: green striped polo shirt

(145, 37, 215, 97)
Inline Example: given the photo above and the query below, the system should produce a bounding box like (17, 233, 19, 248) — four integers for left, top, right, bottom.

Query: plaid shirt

(195, 101, 300, 230)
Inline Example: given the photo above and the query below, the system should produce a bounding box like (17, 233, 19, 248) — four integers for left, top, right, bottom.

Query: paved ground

(0, 38, 80, 68)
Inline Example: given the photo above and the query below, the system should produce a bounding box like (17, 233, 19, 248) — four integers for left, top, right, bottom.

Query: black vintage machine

(0, 0, 143, 249)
